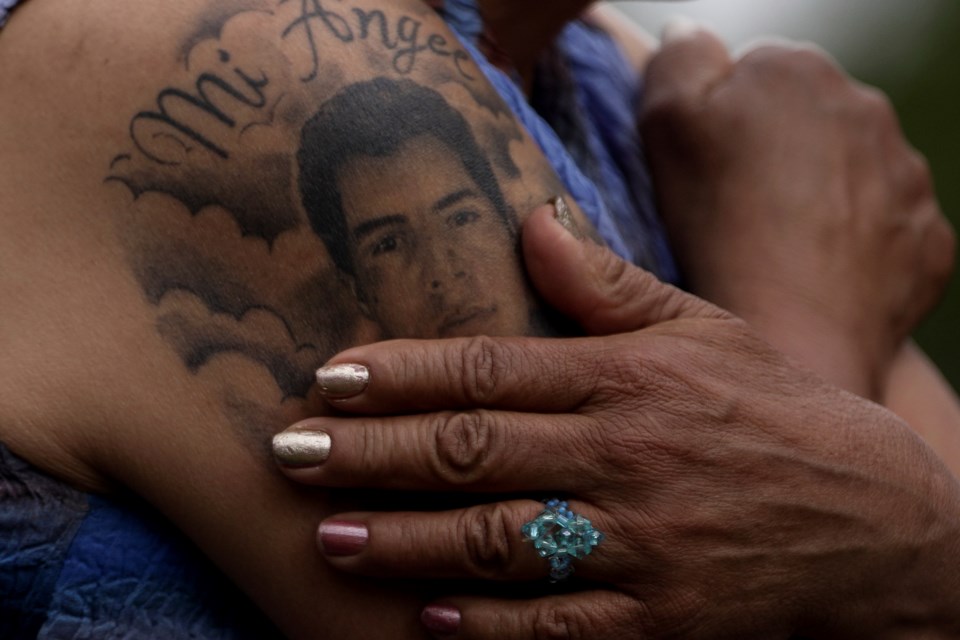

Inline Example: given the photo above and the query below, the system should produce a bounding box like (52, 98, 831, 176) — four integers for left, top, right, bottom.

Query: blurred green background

(887, 2, 960, 390)
(620, 0, 960, 390)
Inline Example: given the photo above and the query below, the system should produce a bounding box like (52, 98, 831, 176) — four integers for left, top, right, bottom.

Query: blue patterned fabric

(0, 3, 678, 638)
(551, 21, 678, 281)
(0, 446, 89, 639)
(0, 446, 280, 639)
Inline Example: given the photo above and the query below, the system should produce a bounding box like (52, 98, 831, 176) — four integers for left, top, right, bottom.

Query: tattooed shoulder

(107, 0, 571, 449)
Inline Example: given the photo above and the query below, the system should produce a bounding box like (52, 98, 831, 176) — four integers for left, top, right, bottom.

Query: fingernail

(421, 605, 462, 636)
(549, 195, 584, 240)
(662, 16, 701, 43)
(315, 363, 369, 400)
(318, 521, 369, 556)
(272, 431, 332, 467)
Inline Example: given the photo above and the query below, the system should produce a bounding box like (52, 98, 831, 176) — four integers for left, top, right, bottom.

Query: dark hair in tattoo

(297, 77, 515, 277)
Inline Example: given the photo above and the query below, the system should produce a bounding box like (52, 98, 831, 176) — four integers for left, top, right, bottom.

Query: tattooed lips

(438, 306, 498, 337)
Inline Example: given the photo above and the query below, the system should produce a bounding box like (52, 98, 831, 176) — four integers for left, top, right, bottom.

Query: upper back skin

(0, 0, 596, 636)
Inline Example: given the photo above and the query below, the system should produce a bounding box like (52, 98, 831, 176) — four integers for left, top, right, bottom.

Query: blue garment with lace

(0, 3, 676, 637)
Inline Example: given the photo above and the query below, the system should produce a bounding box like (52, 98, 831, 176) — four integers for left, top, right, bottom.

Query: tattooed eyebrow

(432, 189, 477, 213)
(352, 213, 408, 241)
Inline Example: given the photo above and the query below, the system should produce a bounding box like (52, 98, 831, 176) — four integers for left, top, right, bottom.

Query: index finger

(314, 334, 612, 414)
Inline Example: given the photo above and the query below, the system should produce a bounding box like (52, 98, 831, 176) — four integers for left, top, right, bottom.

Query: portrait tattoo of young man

(105, 0, 581, 454)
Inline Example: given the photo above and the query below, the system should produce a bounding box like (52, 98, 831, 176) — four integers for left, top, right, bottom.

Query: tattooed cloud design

(107, 0, 554, 439)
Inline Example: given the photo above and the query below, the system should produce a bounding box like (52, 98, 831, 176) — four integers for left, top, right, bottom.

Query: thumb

(522, 200, 729, 335)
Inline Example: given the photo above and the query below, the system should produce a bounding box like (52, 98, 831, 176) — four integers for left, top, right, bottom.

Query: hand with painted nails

(273, 207, 960, 639)
(642, 22, 955, 402)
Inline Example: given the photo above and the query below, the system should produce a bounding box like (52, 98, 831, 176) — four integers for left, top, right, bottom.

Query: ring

(521, 499, 605, 582)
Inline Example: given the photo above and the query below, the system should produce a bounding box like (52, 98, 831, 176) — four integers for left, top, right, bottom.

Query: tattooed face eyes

(369, 231, 403, 257)
(364, 207, 476, 260)
(449, 208, 480, 228)
(338, 135, 531, 340)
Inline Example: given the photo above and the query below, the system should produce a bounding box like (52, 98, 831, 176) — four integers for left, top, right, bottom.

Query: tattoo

(109, 0, 568, 448)
(128, 53, 270, 164)
(280, 0, 474, 81)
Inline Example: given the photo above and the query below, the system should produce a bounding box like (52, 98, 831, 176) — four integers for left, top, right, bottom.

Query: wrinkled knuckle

(595, 252, 645, 307)
(432, 410, 495, 484)
(857, 85, 891, 109)
(909, 151, 933, 183)
(740, 44, 793, 75)
(600, 347, 649, 392)
(457, 336, 508, 405)
(532, 605, 588, 640)
(903, 150, 935, 196)
(856, 86, 898, 126)
(353, 420, 396, 481)
(790, 44, 842, 77)
(592, 350, 659, 418)
(639, 90, 700, 143)
(533, 605, 590, 640)
(459, 504, 514, 578)
(745, 43, 841, 84)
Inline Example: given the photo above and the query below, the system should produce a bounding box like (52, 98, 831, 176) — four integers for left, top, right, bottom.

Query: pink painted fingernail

(318, 521, 368, 556)
(421, 605, 461, 636)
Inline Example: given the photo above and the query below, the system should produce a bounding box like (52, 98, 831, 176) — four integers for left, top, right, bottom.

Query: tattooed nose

(431, 269, 467, 289)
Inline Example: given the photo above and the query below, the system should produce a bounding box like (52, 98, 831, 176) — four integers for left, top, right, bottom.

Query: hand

(641, 23, 956, 400)
(273, 207, 960, 639)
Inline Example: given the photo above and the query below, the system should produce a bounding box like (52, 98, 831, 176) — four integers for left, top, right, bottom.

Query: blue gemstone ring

(520, 499, 605, 582)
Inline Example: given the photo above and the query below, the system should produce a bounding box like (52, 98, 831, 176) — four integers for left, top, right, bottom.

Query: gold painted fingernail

(315, 363, 369, 399)
(272, 431, 332, 467)
(550, 195, 584, 240)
